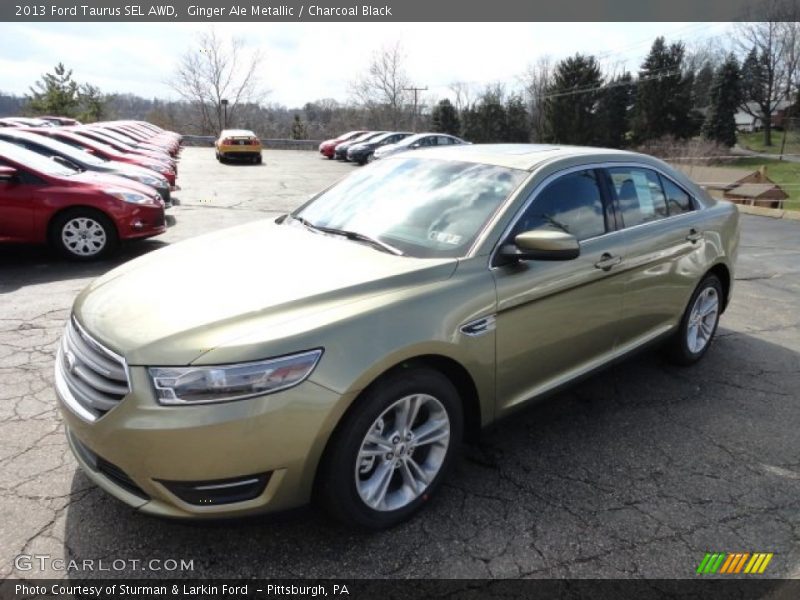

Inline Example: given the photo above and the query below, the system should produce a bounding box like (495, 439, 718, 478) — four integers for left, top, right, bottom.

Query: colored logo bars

(696, 552, 774, 575)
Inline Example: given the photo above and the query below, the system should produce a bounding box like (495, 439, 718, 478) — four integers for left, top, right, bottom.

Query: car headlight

(139, 174, 165, 188)
(149, 349, 323, 405)
(106, 189, 152, 205)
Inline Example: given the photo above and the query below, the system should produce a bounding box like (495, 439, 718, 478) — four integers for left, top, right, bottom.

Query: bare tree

(736, 1, 800, 145)
(350, 42, 410, 129)
(170, 28, 265, 135)
(448, 81, 474, 113)
(520, 56, 553, 142)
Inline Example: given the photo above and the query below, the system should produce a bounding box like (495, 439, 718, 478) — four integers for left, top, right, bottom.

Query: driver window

(513, 169, 607, 241)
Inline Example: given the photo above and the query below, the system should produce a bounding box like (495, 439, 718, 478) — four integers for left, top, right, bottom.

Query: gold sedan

(55, 145, 739, 528)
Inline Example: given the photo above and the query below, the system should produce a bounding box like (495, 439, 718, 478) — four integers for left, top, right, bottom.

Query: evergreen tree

(544, 54, 603, 145)
(461, 88, 507, 143)
(632, 38, 693, 142)
(693, 62, 715, 109)
(27, 63, 80, 117)
(78, 84, 107, 123)
(702, 54, 742, 147)
(595, 72, 633, 148)
(503, 95, 530, 142)
(431, 98, 461, 136)
(290, 114, 308, 139)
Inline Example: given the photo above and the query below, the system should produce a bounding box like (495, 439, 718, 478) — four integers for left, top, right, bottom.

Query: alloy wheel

(355, 393, 450, 512)
(687, 286, 719, 353)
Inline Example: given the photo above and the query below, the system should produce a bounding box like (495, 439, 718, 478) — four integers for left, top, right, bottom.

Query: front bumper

(57, 362, 350, 518)
(347, 149, 369, 162)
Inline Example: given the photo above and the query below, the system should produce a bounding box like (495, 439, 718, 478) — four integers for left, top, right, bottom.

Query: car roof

(219, 129, 257, 137)
(405, 143, 651, 171)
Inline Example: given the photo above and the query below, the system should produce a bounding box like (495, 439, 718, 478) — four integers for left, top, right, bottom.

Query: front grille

(56, 318, 129, 421)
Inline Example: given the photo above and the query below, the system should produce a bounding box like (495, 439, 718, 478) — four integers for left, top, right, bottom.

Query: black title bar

(0, 0, 780, 22)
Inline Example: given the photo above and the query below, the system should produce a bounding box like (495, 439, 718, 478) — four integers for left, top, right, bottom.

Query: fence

(181, 135, 321, 151)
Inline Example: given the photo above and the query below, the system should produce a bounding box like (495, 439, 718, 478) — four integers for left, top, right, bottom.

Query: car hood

(107, 161, 169, 187)
(71, 171, 161, 197)
(73, 220, 457, 365)
(374, 144, 403, 157)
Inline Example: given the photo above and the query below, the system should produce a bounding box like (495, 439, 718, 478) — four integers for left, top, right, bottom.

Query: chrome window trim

(485, 161, 704, 267)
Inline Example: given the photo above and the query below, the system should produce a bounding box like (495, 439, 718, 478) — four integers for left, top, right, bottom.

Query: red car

(0, 140, 166, 260)
(72, 127, 176, 167)
(28, 128, 177, 187)
(318, 130, 367, 159)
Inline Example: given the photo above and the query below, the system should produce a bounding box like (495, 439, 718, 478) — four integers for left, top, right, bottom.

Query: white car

(373, 133, 468, 160)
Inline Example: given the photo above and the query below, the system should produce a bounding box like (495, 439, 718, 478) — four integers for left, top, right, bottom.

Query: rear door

(603, 165, 706, 349)
(0, 160, 35, 242)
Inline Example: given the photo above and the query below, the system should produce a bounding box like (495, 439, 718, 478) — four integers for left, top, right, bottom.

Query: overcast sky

(0, 22, 733, 107)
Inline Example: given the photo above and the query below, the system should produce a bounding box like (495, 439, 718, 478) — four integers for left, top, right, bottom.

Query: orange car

(215, 129, 262, 164)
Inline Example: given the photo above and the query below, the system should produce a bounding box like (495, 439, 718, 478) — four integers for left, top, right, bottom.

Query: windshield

(0, 140, 78, 177)
(293, 157, 527, 258)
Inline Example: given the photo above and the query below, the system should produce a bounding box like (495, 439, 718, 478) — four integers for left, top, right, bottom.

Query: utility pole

(403, 86, 428, 131)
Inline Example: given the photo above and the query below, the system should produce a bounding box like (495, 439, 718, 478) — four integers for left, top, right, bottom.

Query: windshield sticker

(429, 231, 463, 245)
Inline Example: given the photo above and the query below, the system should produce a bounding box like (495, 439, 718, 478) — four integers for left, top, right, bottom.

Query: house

(735, 99, 793, 132)
(723, 183, 789, 209)
(672, 163, 788, 209)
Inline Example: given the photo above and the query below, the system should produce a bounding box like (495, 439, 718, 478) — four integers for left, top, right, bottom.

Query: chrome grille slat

(56, 318, 130, 420)
(65, 323, 126, 381)
(61, 364, 121, 411)
(72, 364, 129, 396)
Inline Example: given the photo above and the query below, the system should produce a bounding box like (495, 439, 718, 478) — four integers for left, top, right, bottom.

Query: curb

(737, 205, 800, 221)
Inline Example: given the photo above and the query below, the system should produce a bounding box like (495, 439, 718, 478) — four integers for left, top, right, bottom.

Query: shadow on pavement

(0, 238, 170, 293)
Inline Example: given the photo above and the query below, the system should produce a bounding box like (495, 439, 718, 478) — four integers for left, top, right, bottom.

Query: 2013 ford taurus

(55, 145, 739, 528)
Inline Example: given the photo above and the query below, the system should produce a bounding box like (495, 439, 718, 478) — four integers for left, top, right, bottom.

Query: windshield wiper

(289, 215, 403, 256)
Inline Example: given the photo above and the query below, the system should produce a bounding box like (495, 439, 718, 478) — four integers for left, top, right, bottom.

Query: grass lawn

(715, 156, 800, 211)
(738, 130, 800, 157)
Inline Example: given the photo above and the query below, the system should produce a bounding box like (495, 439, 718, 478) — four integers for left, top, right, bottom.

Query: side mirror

(500, 229, 580, 261)
(410, 142, 421, 149)
(0, 166, 17, 181)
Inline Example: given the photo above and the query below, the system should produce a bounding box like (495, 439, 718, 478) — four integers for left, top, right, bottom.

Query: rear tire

(664, 274, 723, 365)
(49, 208, 118, 261)
(317, 367, 463, 529)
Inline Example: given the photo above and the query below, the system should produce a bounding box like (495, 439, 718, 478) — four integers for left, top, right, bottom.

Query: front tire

(664, 274, 723, 365)
(49, 209, 118, 261)
(317, 367, 463, 529)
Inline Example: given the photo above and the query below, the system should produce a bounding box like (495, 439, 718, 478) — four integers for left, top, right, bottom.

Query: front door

(0, 161, 34, 242)
(492, 168, 626, 415)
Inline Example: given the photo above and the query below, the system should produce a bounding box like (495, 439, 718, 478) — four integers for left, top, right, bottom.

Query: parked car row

(319, 130, 469, 165)
(0, 119, 181, 260)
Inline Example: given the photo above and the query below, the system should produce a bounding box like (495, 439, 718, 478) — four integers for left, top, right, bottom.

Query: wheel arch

(707, 262, 731, 312)
(311, 352, 483, 498)
(46, 204, 120, 240)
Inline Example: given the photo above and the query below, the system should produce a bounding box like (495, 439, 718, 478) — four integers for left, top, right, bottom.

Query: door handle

(594, 253, 622, 271)
(686, 228, 703, 243)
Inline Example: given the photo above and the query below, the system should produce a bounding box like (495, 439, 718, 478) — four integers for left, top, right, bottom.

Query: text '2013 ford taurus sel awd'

(55, 144, 739, 528)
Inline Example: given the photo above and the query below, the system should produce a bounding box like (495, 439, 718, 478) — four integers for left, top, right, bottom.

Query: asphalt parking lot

(1, 147, 799, 580)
